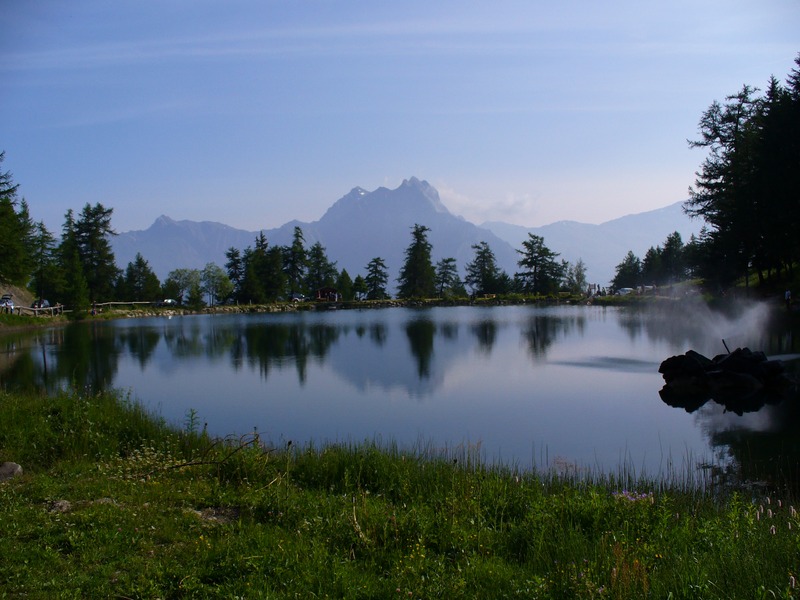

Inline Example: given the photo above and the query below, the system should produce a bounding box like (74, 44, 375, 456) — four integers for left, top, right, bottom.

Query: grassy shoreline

(1, 388, 799, 598)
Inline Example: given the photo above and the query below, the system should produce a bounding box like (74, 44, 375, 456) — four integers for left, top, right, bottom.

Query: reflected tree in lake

(370, 323, 387, 346)
(521, 314, 584, 359)
(203, 322, 242, 360)
(286, 325, 309, 383)
(1, 352, 38, 392)
(1, 329, 75, 393)
(54, 322, 121, 392)
(120, 327, 161, 370)
(244, 324, 293, 380)
(406, 318, 435, 378)
(164, 320, 206, 358)
(471, 319, 497, 354)
(0, 332, 40, 392)
(238, 323, 339, 384)
(439, 321, 459, 341)
(307, 324, 339, 360)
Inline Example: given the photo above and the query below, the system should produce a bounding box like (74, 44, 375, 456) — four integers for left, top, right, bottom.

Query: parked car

(31, 299, 50, 309)
(0, 294, 14, 312)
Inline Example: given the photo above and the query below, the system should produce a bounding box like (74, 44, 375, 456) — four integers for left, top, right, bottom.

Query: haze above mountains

(112, 177, 704, 289)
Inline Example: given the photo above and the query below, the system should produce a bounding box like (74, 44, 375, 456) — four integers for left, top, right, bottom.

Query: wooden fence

(3, 300, 158, 317)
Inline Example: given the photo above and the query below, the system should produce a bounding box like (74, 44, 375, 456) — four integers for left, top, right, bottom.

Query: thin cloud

(1, 5, 725, 73)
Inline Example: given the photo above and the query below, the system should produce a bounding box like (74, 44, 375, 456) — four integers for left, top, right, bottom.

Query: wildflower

(770, 525, 776, 535)
(790, 575, 796, 589)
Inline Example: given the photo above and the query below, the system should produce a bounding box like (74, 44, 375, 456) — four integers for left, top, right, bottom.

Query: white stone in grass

(0, 462, 22, 481)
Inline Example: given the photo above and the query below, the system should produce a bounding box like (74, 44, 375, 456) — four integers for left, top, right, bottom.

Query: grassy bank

(1, 389, 799, 598)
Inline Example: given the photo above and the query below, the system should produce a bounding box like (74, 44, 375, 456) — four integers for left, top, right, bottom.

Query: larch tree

(465, 241, 502, 296)
(397, 224, 436, 299)
(0, 152, 34, 285)
(73, 203, 120, 301)
(515, 233, 565, 295)
(365, 257, 389, 300)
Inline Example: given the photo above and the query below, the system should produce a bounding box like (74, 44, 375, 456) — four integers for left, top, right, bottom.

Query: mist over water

(626, 297, 783, 359)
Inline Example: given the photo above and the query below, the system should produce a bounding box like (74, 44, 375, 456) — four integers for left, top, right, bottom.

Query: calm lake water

(2, 303, 799, 482)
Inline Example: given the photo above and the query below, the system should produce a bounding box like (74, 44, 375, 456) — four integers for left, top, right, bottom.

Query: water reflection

(0, 304, 798, 487)
(521, 313, 585, 359)
(471, 319, 497, 353)
(406, 319, 435, 378)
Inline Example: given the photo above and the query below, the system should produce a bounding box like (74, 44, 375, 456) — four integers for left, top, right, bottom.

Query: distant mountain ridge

(482, 202, 704, 286)
(112, 178, 704, 289)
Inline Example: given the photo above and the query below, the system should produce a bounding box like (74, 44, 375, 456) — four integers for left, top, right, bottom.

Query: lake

(2, 302, 799, 484)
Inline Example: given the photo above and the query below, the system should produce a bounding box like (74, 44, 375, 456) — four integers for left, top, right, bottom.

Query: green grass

(2, 388, 800, 598)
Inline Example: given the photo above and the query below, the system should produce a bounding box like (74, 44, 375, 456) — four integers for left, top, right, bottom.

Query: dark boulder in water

(658, 347, 797, 415)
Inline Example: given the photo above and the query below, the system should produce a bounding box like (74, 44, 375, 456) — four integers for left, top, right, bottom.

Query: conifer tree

(434, 257, 460, 298)
(122, 253, 162, 301)
(365, 257, 389, 300)
(397, 224, 435, 299)
(465, 241, 502, 296)
(305, 241, 337, 295)
(336, 269, 354, 301)
(0, 152, 33, 285)
(515, 233, 565, 295)
(352, 274, 368, 300)
(284, 226, 308, 297)
(73, 203, 120, 301)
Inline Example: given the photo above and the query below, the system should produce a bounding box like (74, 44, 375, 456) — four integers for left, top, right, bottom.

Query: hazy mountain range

(112, 177, 704, 289)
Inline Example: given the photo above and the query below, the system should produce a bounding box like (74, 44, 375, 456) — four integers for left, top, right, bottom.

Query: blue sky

(1, 1, 797, 234)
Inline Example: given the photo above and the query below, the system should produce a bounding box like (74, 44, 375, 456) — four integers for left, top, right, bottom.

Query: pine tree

(515, 234, 565, 295)
(305, 242, 337, 295)
(61, 246, 90, 314)
(284, 226, 308, 297)
(224, 247, 244, 299)
(397, 224, 435, 299)
(123, 253, 162, 301)
(465, 241, 501, 296)
(29, 221, 59, 303)
(336, 269, 354, 301)
(611, 251, 642, 290)
(352, 274, 368, 300)
(73, 203, 120, 301)
(0, 152, 33, 285)
(684, 56, 800, 286)
(434, 257, 460, 298)
(365, 257, 389, 300)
